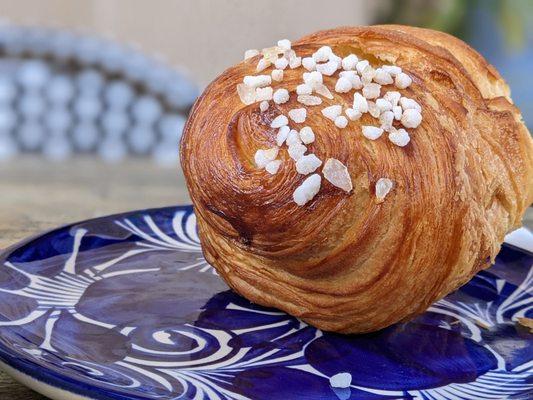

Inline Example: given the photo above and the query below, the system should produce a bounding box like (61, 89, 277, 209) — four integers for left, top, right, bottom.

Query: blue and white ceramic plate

(0, 205, 532, 400)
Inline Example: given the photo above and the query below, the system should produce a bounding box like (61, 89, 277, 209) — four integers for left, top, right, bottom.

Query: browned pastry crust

(180, 25, 533, 333)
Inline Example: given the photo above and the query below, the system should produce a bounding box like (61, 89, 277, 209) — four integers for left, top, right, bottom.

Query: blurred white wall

(0, 0, 381, 87)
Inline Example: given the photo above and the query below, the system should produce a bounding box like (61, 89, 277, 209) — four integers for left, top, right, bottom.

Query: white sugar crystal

(296, 84, 312, 95)
(256, 58, 272, 72)
(288, 143, 307, 161)
(368, 101, 380, 118)
(340, 71, 362, 89)
(323, 159, 352, 193)
(363, 83, 381, 99)
(262, 46, 284, 62)
(339, 70, 356, 80)
(297, 95, 322, 106)
(273, 88, 290, 104)
(376, 98, 392, 112)
(322, 105, 342, 120)
(237, 83, 256, 105)
(264, 147, 279, 161)
(313, 46, 332, 62)
(389, 128, 410, 147)
(284, 49, 297, 60)
(334, 115, 348, 128)
(270, 114, 288, 128)
(353, 92, 368, 113)
(289, 56, 302, 69)
(302, 57, 316, 71)
(399, 97, 421, 111)
(393, 105, 402, 120)
(375, 178, 394, 202)
(342, 54, 358, 71)
(316, 60, 339, 76)
(303, 71, 323, 88)
(379, 110, 394, 131)
(274, 57, 289, 70)
(356, 59, 370, 74)
(384, 91, 401, 106)
(330, 372, 352, 389)
(314, 84, 334, 99)
(253, 84, 272, 100)
(329, 54, 342, 70)
(271, 69, 284, 82)
(276, 125, 290, 146)
(345, 108, 362, 121)
(254, 147, 279, 168)
(351, 76, 363, 90)
(255, 87, 273, 101)
(395, 72, 412, 89)
(286, 129, 302, 146)
(277, 39, 291, 50)
(244, 75, 272, 88)
(382, 65, 402, 76)
(401, 108, 422, 128)
(299, 126, 315, 144)
(260, 101, 270, 112)
(335, 77, 352, 93)
(296, 154, 322, 174)
(244, 49, 260, 60)
(288, 108, 307, 123)
(361, 66, 376, 84)
(265, 159, 282, 174)
(362, 125, 383, 140)
(293, 174, 321, 206)
(374, 68, 394, 85)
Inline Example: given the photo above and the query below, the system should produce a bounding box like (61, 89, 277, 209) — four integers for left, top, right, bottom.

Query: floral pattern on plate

(0, 205, 531, 399)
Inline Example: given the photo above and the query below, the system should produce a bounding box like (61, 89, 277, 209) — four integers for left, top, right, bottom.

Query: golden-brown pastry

(180, 25, 533, 334)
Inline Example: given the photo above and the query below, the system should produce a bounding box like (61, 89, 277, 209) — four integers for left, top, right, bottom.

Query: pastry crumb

(516, 317, 533, 333)
(330, 372, 352, 389)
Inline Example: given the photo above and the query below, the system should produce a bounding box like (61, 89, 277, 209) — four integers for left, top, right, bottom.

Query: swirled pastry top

(181, 26, 533, 333)
(234, 34, 421, 205)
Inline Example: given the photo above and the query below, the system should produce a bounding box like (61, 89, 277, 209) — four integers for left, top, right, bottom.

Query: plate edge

(0, 360, 94, 400)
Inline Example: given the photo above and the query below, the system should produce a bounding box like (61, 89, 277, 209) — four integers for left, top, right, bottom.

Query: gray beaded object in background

(0, 24, 198, 166)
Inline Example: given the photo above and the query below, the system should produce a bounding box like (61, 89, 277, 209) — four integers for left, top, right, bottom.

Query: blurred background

(0, 0, 532, 244)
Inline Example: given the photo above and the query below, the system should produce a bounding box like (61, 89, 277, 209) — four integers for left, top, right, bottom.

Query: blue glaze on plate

(0, 205, 531, 399)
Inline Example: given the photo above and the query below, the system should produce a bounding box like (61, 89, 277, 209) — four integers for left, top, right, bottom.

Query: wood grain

(0, 157, 530, 398)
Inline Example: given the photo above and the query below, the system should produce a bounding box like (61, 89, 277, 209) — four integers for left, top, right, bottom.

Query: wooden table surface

(0, 157, 531, 399)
